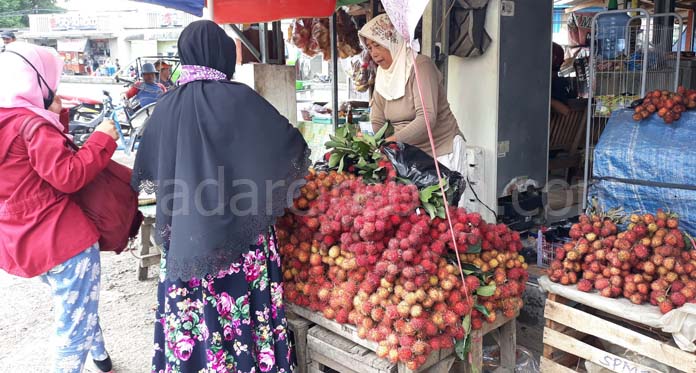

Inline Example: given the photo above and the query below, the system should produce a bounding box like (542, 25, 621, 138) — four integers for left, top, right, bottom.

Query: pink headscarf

(0, 42, 64, 130)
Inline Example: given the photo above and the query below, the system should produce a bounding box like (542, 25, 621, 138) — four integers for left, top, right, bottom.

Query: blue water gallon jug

(596, 12, 631, 60)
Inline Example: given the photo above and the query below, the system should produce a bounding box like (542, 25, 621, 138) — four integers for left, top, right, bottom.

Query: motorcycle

(61, 95, 107, 146)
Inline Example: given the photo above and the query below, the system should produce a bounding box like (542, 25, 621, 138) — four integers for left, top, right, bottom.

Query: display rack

(582, 10, 684, 210)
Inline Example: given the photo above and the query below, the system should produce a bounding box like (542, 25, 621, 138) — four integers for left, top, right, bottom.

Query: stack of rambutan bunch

(632, 86, 696, 124)
(548, 210, 696, 314)
(277, 169, 529, 369)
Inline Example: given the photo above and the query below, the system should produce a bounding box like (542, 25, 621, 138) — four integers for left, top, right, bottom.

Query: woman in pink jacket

(0, 43, 119, 372)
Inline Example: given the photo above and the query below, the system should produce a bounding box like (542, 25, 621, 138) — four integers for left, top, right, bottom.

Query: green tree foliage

(0, 0, 61, 29)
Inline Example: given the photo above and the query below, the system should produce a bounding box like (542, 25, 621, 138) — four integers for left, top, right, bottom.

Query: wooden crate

(307, 326, 456, 373)
(289, 304, 453, 372)
(542, 294, 696, 373)
(288, 304, 517, 373)
(308, 325, 397, 373)
(287, 311, 314, 373)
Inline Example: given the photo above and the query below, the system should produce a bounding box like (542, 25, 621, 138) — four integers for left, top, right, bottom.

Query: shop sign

(49, 14, 98, 31)
(146, 31, 181, 41)
(160, 13, 184, 28)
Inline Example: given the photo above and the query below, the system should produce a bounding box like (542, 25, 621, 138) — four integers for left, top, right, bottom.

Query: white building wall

(447, 0, 501, 222)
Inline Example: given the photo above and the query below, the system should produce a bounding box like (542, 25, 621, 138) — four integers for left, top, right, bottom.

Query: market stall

(542, 209, 696, 371)
(129, 1, 532, 372)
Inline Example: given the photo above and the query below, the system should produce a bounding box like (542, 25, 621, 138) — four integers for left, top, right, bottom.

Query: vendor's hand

(95, 119, 119, 141)
(386, 136, 397, 142)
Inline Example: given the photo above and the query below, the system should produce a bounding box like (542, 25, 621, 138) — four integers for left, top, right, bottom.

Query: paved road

(58, 81, 124, 100)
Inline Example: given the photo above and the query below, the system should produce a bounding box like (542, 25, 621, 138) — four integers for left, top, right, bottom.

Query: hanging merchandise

(336, 9, 362, 59)
(568, 12, 598, 48)
(313, 18, 332, 60)
(292, 18, 320, 58)
(449, 0, 492, 58)
(351, 49, 376, 92)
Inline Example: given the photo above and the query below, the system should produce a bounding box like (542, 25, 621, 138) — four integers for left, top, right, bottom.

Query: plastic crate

(536, 232, 571, 268)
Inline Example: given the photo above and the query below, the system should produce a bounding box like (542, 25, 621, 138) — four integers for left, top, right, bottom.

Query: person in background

(0, 42, 119, 373)
(359, 14, 466, 176)
(132, 20, 309, 373)
(91, 57, 100, 76)
(123, 62, 166, 108)
(550, 42, 576, 116)
(2, 31, 16, 51)
(155, 61, 174, 89)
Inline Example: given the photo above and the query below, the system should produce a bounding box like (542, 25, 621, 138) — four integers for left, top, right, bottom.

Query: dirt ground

(0, 250, 159, 373)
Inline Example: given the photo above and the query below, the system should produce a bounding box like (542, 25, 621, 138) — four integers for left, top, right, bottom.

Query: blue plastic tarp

(132, 0, 204, 16)
(590, 109, 696, 235)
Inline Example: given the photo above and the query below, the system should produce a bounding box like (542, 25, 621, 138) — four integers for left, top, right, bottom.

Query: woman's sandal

(93, 355, 113, 373)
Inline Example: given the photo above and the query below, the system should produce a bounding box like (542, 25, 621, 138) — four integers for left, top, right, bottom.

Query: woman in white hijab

(359, 14, 465, 176)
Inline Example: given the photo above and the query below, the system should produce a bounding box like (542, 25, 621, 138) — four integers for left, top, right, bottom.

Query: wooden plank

(481, 311, 518, 335)
(426, 356, 455, 373)
(310, 352, 363, 373)
(287, 313, 314, 373)
(308, 326, 396, 373)
(544, 328, 663, 373)
(397, 348, 452, 373)
(544, 299, 696, 371)
(499, 317, 516, 370)
(462, 329, 484, 373)
(308, 362, 324, 373)
(294, 304, 515, 373)
(540, 356, 579, 373)
(289, 304, 380, 351)
(291, 304, 454, 373)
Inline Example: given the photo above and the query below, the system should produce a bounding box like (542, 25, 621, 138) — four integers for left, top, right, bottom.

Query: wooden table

(542, 292, 696, 373)
(288, 304, 518, 373)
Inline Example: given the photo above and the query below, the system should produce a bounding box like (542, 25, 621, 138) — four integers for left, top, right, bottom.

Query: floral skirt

(152, 228, 293, 373)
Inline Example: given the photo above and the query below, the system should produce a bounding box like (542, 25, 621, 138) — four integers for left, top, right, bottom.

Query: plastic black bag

(381, 142, 466, 203)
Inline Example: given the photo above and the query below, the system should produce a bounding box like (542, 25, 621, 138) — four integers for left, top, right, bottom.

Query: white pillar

(203, 0, 214, 21)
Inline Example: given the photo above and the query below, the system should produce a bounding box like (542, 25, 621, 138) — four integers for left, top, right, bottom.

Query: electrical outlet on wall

(464, 145, 485, 214)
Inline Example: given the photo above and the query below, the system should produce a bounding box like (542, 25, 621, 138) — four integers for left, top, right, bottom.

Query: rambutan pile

(278, 170, 529, 369)
(548, 210, 696, 314)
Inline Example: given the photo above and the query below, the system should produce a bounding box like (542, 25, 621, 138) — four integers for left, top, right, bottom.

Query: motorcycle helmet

(142, 63, 157, 74)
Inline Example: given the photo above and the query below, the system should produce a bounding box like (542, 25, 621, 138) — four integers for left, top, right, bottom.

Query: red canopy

(210, 0, 336, 23)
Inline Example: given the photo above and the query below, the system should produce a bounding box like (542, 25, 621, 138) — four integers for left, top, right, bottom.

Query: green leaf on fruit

(424, 203, 437, 219)
(419, 184, 440, 203)
(462, 314, 471, 335)
(474, 303, 490, 317)
(455, 337, 467, 361)
(338, 156, 345, 172)
(328, 153, 341, 168)
(374, 122, 390, 141)
(476, 283, 496, 297)
(324, 140, 344, 148)
(460, 263, 481, 275)
(466, 242, 482, 254)
(436, 206, 446, 219)
(363, 133, 376, 147)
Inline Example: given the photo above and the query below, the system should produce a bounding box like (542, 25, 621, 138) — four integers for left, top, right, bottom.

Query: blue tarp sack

(589, 109, 696, 235)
